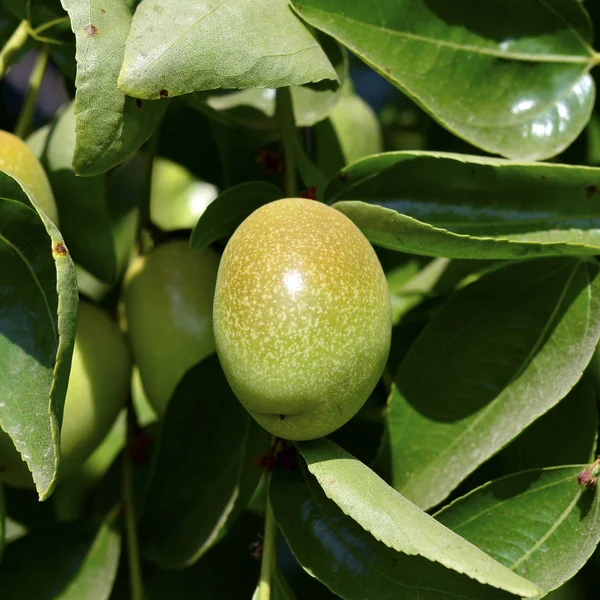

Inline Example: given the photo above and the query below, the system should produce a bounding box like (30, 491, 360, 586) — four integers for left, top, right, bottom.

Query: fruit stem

(123, 402, 146, 600)
(276, 87, 297, 197)
(14, 44, 49, 139)
(257, 490, 278, 600)
(0, 19, 30, 79)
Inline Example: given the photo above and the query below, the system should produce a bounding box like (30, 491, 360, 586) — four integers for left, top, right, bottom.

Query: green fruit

(0, 301, 131, 487)
(213, 198, 391, 441)
(151, 158, 218, 231)
(124, 241, 220, 415)
(0, 130, 59, 225)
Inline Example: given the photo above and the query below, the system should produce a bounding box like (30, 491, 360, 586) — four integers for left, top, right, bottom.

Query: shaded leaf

(272, 448, 537, 599)
(190, 181, 282, 253)
(388, 258, 600, 510)
(0, 511, 120, 599)
(60, 0, 167, 176)
(145, 513, 262, 599)
(186, 33, 347, 129)
(314, 91, 383, 176)
(0, 484, 4, 561)
(291, 0, 596, 161)
(328, 152, 600, 259)
(0, 171, 78, 499)
(436, 466, 600, 595)
(118, 0, 337, 99)
(252, 570, 298, 600)
(140, 355, 270, 568)
(29, 104, 146, 284)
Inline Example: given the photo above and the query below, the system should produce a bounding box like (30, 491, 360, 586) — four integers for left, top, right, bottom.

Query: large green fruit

(0, 301, 131, 487)
(213, 198, 391, 441)
(0, 130, 59, 225)
(124, 241, 220, 415)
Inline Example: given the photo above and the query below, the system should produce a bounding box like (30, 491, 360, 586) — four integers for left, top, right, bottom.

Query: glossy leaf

(186, 34, 347, 129)
(436, 466, 600, 594)
(291, 0, 597, 161)
(140, 355, 270, 569)
(60, 0, 167, 176)
(328, 152, 600, 259)
(118, 0, 338, 100)
(0, 171, 78, 499)
(0, 512, 120, 598)
(190, 181, 282, 253)
(272, 450, 537, 599)
(29, 105, 146, 284)
(387, 258, 600, 510)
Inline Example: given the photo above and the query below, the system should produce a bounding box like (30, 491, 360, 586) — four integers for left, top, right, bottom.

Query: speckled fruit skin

(0, 301, 131, 487)
(124, 240, 220, 415)
(0, 130, 59, 225)
(213, 198, 392, 441)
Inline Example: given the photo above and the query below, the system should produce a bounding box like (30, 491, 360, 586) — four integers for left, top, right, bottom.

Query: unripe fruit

(0, 301, 131, 487)
(0, 130, 59, 225)
(213, 198, 391, 441)
(124, 241, 220, 415)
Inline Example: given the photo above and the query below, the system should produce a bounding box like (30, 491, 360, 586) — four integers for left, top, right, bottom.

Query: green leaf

(0, 484, 4, 561)
(140, 355, 270, 569)
(150, 158, 218, 232)
(272, 447, 539, 599)
(0, 171, 78, 499)
(29, 104, 146, 284)
(252, 570, 297, 600)
(59, 0, 167, 176)
(0, 511, 120, 598)
(118, 0, 338, 100)
(186, 33, 347, 129)
(314, 92, 383, 177)
(328, 152, 600, 259)
(190, 181, 283, 254)
(145, 513, 262, 599)
(387, 257, 600, 510)
(291, 0, 597, 161)
(436, 466, 600, 595)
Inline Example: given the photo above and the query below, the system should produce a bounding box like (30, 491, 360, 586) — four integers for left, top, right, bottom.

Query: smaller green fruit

(0, 301, 131, 487)
(124, 241, 220, 415)
(151, 158, 218, 231)
(0, 130, 59, 225)
(214, 198, 392, 441)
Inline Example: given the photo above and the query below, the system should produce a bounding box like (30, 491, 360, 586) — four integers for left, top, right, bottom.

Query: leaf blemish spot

(52, 242, 68, 258)
(100, 8, 106, 13)
(136, 98, 143, 109)
(84, 24, 98, 37)
(585, 184, 598, 199)
(385, 67, 391, 75)
(159, 89, 169, 99)
(278, 414, 285, 420)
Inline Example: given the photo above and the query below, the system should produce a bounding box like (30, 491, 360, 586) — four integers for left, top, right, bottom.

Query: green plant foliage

(290, 0, 597, 161)
(437, 466, 600, 595)
(140, 356, 270, 568)
(3, 1, 600, 598)
(0, 171, 78, 499)
(0, 511, 120, 599)
(59, 0, 167, 176)
(118, 0, 338, 99)
(28, 103, 148, 284)
(387, 257, 600, 510)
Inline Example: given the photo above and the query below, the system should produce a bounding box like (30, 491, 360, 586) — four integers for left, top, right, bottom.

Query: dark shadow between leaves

(423, 0, 576, 43)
